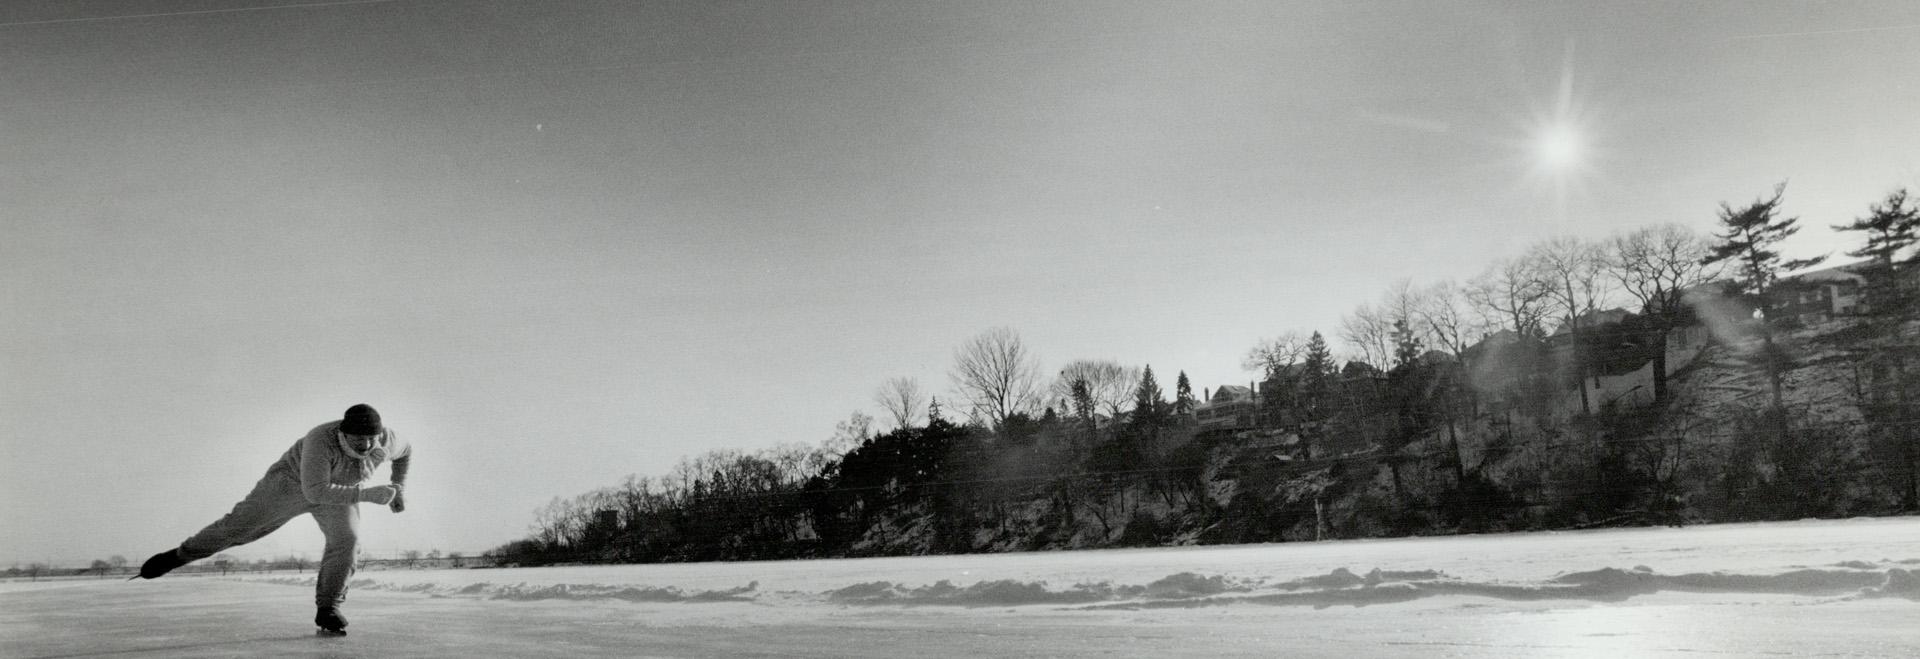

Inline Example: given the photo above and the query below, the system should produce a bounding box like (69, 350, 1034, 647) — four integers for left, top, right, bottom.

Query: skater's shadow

(23, 635, 320, 659)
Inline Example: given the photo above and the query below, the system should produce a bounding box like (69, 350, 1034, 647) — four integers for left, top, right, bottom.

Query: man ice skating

(135, 404, 412, 635)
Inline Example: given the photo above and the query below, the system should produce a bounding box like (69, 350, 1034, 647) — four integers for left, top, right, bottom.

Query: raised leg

(177, 474, 307, 563)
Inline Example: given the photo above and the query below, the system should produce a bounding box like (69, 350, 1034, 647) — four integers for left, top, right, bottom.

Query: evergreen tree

(1833, 188, 1920, 510)
(1132, 365, 1166, 428)
(1173, 371, 1196, 416)
(1390, 319, 1424, 369)
(1703, 183, 1828, 301)
(1702, 183, 1827, 410)
(1833, 188, 1919, 317)
(1296, 331, 1336, 459)
(1070, 378, 1097, 441)
(1302, 332, 1335, 389)
(1833, 188, 1919, 263)
(927, 395, 944, 425)
(1383, 320, 1437, 512)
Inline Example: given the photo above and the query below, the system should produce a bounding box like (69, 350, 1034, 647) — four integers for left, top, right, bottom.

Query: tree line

(4, 553, 332, 580)
(489, 183, 1920, 566)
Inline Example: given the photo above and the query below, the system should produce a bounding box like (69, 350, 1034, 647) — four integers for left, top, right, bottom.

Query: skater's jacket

(267, 421, 412, 505)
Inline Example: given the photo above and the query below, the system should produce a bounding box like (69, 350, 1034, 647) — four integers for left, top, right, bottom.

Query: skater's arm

(389, 439, 410, 488)
(387, 441, 410, 512)
(299, 431, 373, 505)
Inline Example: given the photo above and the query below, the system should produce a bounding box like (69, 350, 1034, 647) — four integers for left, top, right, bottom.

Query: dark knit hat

(340, 403, 383, 436)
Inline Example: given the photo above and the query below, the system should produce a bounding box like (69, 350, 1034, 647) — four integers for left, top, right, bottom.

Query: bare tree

(1605, 224, 1723, 404)
(1051, 359, 1139, 419)
(1242, 331, 1309, 379)
(1466, 257, 1553, 338)
(873, 377, 926, 431)
(1339, 303, 1394, 371)
(1379, 279, 1428, 334)
(283, 554, 313, 573)
(1416, 279, 1487, 358)
(949, 327, 1044, 430)
(1412, 278, 1486, 484)
(532, 496, 586, 549)
(819, 411, 873, 460)
(1342, 281, 1441, 371)
(1523, 236, 1614, 415)
(760, 441, 824, 484)
(1526, 237, 1613, 332)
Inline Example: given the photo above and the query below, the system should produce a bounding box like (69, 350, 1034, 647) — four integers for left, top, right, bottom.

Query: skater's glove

(357, 484, 400, 505)
(389, 490, 406, 513)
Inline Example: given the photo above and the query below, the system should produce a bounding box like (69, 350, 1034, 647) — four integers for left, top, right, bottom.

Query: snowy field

(5, 518, 1919, 658)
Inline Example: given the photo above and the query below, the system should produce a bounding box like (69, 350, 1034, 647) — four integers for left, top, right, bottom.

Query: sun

(1514, 43, 1603, 220)
(1535, 122, 1584, 171)
(1527, 56, 1594, 178)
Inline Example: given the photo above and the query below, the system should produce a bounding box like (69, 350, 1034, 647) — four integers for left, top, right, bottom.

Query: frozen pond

(5, 517, 1918, 657)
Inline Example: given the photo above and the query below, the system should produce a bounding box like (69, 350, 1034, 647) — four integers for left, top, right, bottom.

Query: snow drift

(247, 562, 1919, 609)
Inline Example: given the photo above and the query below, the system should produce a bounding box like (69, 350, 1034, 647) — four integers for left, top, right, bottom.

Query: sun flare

(1535, 122, 1584, 171)
(1515, 43, 1604, 220)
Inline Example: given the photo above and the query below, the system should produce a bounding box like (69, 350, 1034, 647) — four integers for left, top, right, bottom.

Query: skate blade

(316, 628, 348, 637)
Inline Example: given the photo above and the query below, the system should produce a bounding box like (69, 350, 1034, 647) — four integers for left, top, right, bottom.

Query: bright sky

(4, 1, 1919, 566)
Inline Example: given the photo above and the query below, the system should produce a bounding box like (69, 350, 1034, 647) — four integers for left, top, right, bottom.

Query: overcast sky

(5, 0, 1919, 565)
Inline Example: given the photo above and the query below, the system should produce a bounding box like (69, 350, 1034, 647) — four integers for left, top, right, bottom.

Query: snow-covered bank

(234, 516, 1920, 610)
(242, 561, 1918, 609)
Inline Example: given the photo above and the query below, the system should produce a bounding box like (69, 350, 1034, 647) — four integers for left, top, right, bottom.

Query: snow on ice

(238, 558, 1917, 610)
(219, 517, 1920, 610)
(5, 517, 1919, 657)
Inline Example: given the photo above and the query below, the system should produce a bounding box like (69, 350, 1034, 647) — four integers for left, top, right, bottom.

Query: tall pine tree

(1833, 188, 1920, 510)
(1173, 371, 1196, 416)
(1703, 183, 1828, 301)
(1702, 183, 1827, 410)
(1382, 320, 1434, 507)
(1295, 331, 1336, 460)
(1390, 319, 1425, 370)
(1132, 365, 1166, 427)
(1832, 188, 1919, 318)
(1070, 378, 1097, 443)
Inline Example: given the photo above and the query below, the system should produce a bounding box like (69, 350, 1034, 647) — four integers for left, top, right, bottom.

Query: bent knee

(320, 524, 360, 550)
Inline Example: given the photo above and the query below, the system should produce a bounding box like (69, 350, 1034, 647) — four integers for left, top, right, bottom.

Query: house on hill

(1452, 262, 1902, 419)
(1467, 306, 1713, 416)
(1678, 261, 1882, 328)
(1549, 308, 1634, 340)
(1773, 263, 1868, 325)
(1196, 384, 1257, 430)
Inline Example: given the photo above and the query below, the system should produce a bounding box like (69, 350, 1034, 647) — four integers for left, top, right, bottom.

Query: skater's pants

(178, 470, 360, 607)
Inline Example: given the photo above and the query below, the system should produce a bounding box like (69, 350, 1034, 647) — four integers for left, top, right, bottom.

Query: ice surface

(5, 518, 1918, 657)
